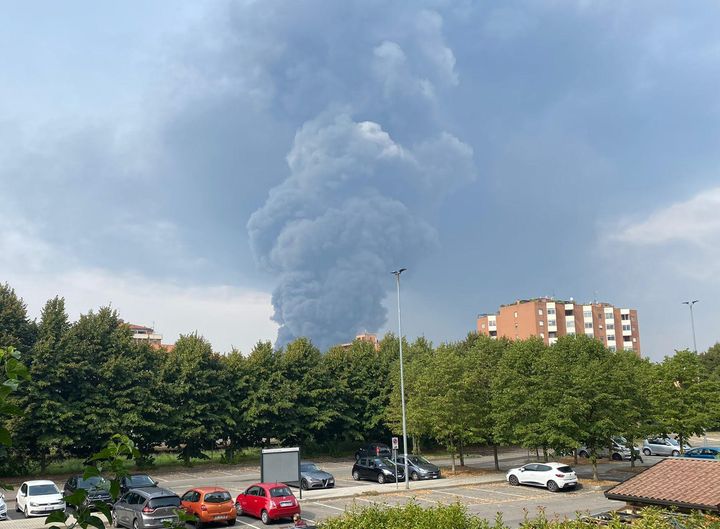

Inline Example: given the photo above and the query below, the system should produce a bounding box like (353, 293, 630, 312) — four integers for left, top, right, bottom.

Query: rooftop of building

(605, 458, 720, 512)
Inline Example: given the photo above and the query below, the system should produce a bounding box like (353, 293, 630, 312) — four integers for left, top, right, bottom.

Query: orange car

(180, 487, 236, 527)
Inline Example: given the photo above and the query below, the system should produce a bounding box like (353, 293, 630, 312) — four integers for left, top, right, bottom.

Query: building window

(624, 335, 632, 342)
(538, 309, 543, 316)
(621, 314, 630, 320)
(565, 309, 573, 316)
(566, 320, 575, 327)
(622, 324, 631, 331)
(586, 333, 594, 338)
(583, 310, 592, 318)
(481, 323, 486, 329)
(549, 331, 557, 338)
(548, 319, 556, 326)
(607, 334, 615, 341)
(606, 323, 614, 330)
(605, 313, 614, 319)
(514, 311, 518, 318)
(584, 322, 593, 329)
(609, 346, 616, 352)
(547, 308, 556, 315)
(633, 337, 637, 343)
(540, 332, 545, 339)
(568, 331, 575, 336)
(539, 320, 544, 327)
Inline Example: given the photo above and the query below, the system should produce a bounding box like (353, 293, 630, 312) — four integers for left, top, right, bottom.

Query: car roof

(23, 480, 58, 487)
(250, 483, 291, 488)
(194, 487, 230, 493)
(132, 487, 177, 498)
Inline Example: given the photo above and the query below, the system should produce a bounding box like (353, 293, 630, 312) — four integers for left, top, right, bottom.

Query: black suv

(63, 476, 113, 509)
(354, 443, 391, 460)
(119, 474, 159, 495)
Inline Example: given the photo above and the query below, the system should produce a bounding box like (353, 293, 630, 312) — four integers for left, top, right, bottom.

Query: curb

(297, 474, 507, 503)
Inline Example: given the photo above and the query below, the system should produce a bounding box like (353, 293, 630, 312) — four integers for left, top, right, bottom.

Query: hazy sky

(2, 1, 719, 358)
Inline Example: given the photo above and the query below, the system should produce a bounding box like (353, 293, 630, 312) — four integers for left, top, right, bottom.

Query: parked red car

(234, 483, 300, 525)
(181, 487, 236, 527)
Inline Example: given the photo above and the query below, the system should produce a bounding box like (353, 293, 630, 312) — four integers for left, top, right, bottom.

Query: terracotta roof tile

(605, 458, 720, 511)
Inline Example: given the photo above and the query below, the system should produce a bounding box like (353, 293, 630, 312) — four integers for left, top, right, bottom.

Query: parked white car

(0, 493, 7, 520)
(506, 462, 578, 492)
(15, 480, 65, 517)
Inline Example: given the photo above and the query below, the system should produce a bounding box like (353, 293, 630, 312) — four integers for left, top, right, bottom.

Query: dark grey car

(396, 455, 441, 481)
(112, 488, 180, 529)
(297, 462, 335, 490)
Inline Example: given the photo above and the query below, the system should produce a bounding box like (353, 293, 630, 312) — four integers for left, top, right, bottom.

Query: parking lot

(0, 450, 649, 527)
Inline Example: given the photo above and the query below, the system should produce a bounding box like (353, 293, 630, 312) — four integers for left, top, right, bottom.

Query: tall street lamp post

(682, 300, 699, 353)
(392, 268, 410, 490)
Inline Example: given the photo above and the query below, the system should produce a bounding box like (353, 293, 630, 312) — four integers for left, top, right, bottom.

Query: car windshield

(77, 477, 108, 490)
(148, 496, 181, 509)
(557, 466, 574, 473)
(376, 458, 395, 468)
(204, 491, 231, 503)
(301, 464, 319, 472)
(613, 436, 628, 445)
(128, 476, 155, 487)
(29, 484, 59, 496)
(408, 455, 431, 465)
(667, 438, 679, 446)
(269, 487, 292, 498)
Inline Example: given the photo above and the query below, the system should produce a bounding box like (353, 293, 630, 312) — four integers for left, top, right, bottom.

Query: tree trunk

(573, 448, 578, 465)
(679, 434, 685, 455)
(459, 438, 465, 467)
(591, 454, 598, 481)
(450, 450, 456, 473)
(493, 444, 500, 471)
(535, 447, 540, 461)
(542, 446, 548, 462)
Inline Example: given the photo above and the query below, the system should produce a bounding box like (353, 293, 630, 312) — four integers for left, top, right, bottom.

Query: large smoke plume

(245, 4, 477, 350)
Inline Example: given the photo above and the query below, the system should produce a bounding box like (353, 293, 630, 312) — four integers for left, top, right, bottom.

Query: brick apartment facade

(477, 298, 641, 355)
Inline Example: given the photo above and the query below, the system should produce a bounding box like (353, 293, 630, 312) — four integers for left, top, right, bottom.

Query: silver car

(295, 462, 335, 490)
(643, 437, 690, 456)
(112, 488, 180, 529)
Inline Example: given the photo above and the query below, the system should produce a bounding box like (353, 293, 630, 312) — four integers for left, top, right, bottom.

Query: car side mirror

(153, 481, 159, 486)
(519, 468, 525, 472)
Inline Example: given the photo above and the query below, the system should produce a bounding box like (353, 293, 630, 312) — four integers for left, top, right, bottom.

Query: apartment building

(477, 298, 640, 355)
(128, 323, 175, 352)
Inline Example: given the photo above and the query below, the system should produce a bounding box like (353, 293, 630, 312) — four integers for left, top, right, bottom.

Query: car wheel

(377, 473, 385, 484)
(235, 503, 243, 516)
(260, 510, 270, 525)
(508, 475, 519, 486)
(672, 450, 679, 457)
(547, 480, 559, 493)
(579, 450, 589, 458)
(15, 503, 20, 513)
(24, 506, 30, 519)
(411, 472, 419, 481)
(111, 512, 120, 528)
(643, 448, 651, 456)
(133, 519, 139, 529)
(611, 453, 622, 461)
(301, 479, 309, 490)
(227, 518, 236, 526)
(352, 470, 360, 481)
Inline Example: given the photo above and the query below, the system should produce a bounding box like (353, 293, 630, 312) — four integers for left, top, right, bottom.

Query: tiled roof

(605, 458, 720, 512)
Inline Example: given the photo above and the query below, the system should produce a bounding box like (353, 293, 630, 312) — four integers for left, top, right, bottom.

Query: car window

(270, 487, 291, 498)
(245, 487, 258, 496)
(77, 476, 108, 490)
(29, 484, 60, 496)
(149, 496, 181, 509)
(409, 455, 431, 465)
(257, 488, 266, 498)
(204, 491, 231, 503)
(557, 466, 574, 473)
(127, 493, 141, 505)
(359, 458, 368, 466)
(20, 484, 27, 494)
(127, 475, 156, 488)
(536, 465, 551, 472)
(182, 491, 195, 502)
(301, 463, 319, 472)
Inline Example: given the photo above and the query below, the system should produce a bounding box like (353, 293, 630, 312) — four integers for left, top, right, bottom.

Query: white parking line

(234, 519, 261, 529)
(470, 487, 526, 497)
(311, 501, 345, 512)
(396, 494, 440, 505)
(433, 490, 492, 503)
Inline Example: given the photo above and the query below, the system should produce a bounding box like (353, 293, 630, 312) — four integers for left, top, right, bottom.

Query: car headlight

(29, 502, 38, 507)
(382, 469, 393, 475)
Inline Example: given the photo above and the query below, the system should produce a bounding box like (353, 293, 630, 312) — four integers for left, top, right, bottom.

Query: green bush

(316, 503, 720, 529)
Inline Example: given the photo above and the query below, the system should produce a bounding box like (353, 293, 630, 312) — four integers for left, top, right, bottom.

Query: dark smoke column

(247, 113, 474, 351)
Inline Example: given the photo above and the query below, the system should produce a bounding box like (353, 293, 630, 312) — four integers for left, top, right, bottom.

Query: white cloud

(614, 187, 720, 248)
(0, 215, 276, 354)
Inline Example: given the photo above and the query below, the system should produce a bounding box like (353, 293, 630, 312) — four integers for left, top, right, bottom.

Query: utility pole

(392, 268, 410, 490)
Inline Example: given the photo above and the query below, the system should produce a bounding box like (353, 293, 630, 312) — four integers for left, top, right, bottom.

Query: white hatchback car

(15, 480, 65, 517)
(506, 462, 578, 492)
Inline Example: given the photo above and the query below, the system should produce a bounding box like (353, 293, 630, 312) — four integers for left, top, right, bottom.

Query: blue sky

(1, 1, 719, 358)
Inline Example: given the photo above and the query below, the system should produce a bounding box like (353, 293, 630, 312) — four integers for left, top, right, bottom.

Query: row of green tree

(1, 282, 719, 475)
